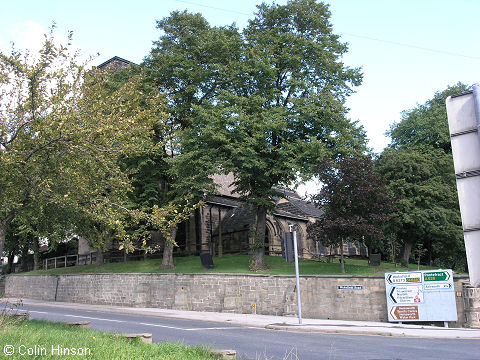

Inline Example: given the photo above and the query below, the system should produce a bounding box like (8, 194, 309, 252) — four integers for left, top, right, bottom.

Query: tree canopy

(0, 30, 165, 260)
(157, 0, 366, 270)
(388, 83, 470, 154)
(378, 84, 468, 269)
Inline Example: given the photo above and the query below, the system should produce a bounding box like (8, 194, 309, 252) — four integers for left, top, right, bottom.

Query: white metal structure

(446, 84, 480, 287)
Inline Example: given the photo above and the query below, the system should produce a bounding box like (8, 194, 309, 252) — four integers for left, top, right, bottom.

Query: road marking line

(137, 322, 190, 330)
(28, 310, 248, 331)
(63, 314, 125, 323)
(137, 322, 242, 331)
(185, 327, 244, 331)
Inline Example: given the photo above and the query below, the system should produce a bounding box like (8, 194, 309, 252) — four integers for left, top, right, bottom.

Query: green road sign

(423, 271, 450, 282)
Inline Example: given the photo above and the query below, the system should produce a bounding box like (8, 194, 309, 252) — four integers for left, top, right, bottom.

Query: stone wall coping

(7, 273, 470, 280)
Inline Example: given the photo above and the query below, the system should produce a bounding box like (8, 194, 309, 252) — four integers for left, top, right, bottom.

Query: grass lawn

(0, 317, 220, 360)
(22, 254, 449, 276)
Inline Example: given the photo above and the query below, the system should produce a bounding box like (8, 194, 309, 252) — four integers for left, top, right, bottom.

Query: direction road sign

(389, 306, 419, 321)
(423, 271, 451, 282)
(386, 272, 422, 284)
(424, 283, 453, 291)
(389, 285, 423, 304)
(385, 269, 457, 322)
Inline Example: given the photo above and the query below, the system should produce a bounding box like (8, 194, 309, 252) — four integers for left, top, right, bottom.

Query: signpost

(292, 230, 302, 325)
(385, 269, 457, 324)
(285, 227, 302, 325)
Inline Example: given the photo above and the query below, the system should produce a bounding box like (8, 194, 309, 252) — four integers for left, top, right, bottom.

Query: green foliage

(149, 1, 366, 270)
(378, 135, 465, 270)
(0, 320, 220, 360)
(0, 27, 165, 258)
(388, 82, 470, 153)
(378, 83, 470, 270)
(197, 0, 366, 206)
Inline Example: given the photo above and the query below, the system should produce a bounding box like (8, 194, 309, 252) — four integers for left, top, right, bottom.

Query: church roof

(209, 173, 323, 220)
(97, 56, 134, 70)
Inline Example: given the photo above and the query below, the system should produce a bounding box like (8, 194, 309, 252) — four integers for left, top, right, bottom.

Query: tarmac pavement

(2, 298, 480, 339)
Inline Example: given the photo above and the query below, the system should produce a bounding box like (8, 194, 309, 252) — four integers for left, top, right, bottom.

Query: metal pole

(293, 230, 302, 325)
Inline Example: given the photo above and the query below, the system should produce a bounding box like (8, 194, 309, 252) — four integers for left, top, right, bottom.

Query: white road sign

(389, 285, 423, 304)
(386, 272, 422, 284)
(385, 270, 457, 322)
(424, 283, 453, 291)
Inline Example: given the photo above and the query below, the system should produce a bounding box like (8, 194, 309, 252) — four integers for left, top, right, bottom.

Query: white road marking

(137, 322, 242, 331)
(64, 314, 125, 323)
(28, 310, 245, 331)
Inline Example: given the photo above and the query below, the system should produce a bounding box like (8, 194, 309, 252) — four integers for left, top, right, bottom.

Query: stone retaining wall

(4, 273, 471, 326)
(463, 283, 480, 328)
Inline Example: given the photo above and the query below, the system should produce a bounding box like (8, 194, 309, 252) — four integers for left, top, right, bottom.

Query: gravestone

(369, 253, 381, 266)
(200, 253, 214, 270)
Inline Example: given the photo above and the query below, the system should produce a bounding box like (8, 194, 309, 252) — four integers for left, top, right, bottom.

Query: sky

(1, 0, 479, 194)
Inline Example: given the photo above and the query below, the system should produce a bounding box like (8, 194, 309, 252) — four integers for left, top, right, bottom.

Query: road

(12, 303, 480, 360)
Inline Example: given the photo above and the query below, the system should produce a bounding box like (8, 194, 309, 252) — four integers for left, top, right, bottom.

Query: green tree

(143, 10, 242, 130)
(388, 83, 470, 153)
(141, 11, 242, 268)
(379, 83, 468, 270)
(377, 148, 463, 268)
(0, 29, 164, 259)
(189, 0, 365, 270)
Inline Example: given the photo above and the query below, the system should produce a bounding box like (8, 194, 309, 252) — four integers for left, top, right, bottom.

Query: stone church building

(175, 172, 325, 258)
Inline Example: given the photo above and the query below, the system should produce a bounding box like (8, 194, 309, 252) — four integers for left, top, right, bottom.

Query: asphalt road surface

(14, 304, 480, 360)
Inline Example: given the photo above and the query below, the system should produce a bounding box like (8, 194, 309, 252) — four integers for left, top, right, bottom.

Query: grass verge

(0, 318, 220, 360)
(22, 255, 445, 276)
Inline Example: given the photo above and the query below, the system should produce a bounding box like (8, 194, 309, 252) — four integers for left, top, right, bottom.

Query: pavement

(2, 298, 480, 339)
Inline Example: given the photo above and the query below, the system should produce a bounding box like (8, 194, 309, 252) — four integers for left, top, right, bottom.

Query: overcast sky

(1, 0, 479, 195)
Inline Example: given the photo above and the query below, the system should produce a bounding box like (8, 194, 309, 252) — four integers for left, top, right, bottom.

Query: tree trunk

(340, 238, 345, 274)
(249, 205, 268, 271)
(96, 249, 104, 266)
(20, 244, 29, 272)
(391, 239, 397, 269)
(161, 227, 177, 270)
(6, 251, 15, 274)
(32, 236, 40, 271)
(0, 215, 14, 262)
(400, 240, 413, 268)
